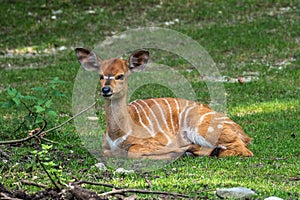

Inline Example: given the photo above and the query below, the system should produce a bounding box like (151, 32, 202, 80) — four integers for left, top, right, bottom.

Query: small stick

(36, 154, 61, 191)
(40, 137, 58, 144)
(0, 192, 23, 200)
(74, 180, 121, 189)
(99, 188, 189, 198)
(20, 180, 47, 188)
(143, 173, 153, 188)
(44, 102, 96, 134)
(0, 120, 47, 145)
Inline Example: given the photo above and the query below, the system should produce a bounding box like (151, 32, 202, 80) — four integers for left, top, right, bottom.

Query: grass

(0, 0, 299, 199)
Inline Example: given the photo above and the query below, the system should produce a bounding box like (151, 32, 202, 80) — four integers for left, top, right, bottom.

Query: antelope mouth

(101, 92, 113, 98)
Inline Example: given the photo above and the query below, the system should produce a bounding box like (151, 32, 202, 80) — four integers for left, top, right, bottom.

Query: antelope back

(127, 97, 252, 148)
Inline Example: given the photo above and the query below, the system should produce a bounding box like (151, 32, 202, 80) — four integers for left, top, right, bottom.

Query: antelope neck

(104, 96, 130, 140)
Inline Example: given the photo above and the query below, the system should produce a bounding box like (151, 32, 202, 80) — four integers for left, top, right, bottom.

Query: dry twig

(0, 192, 23, 200)
(0, 102, 96, 145)
(74, 180, 121, 189)
(0, 120, 47, 145)
(20, 180, 47, 188)
(36, 154, 61, 191)
(99, 188, 189, 198)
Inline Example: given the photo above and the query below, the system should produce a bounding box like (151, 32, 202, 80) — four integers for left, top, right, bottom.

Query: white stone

(87, 116, 99, 121)
(95, 162, 107, 170)
(115, 168, 134, 174)
(216, 187, 257, 199)
(264, 197, 284, 200)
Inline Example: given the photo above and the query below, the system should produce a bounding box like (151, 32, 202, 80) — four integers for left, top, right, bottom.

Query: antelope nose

(101, 86, 112, 96)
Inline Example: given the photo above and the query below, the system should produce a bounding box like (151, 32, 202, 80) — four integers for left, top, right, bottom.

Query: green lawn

(0, 0, 299, 199)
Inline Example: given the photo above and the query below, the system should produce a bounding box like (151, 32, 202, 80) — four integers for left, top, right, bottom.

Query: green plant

(2, 77, 65, 131)
(32, 144, 68, 189)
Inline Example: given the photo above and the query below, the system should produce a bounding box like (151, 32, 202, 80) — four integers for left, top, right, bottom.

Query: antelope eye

(99, 75, 104, 80)
(115, 74, 124, 80)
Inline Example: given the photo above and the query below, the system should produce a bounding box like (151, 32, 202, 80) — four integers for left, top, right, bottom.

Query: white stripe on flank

(173, 98, 180, 114)
(149, 99, 172, 144)
(183, 102, 197, 128)
(178, 100, 189, 127)
(214, 116, 229, 121)
(131, 103, 154, 136)
(163, 98, 175, 133)
(139, 100, 162, 131)
(133, 101, 155, 135)
(223, 121, 235, 124)
(151, 99, 171, 132)
(139, 100, 171, 144)
(198, 111, 216, 124)
(173, 98, 180, 132)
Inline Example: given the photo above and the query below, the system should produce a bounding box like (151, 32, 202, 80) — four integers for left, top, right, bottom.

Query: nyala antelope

(75, 48, 253, 159)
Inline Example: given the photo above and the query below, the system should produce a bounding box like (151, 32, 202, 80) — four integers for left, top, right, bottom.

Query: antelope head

(75, 48, 149, 100)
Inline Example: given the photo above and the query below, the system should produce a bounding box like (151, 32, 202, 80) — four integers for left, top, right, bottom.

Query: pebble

(264, 197, 284, 200)
(215, 187, 257, 199)
(115, 168, 135, 174)
(94, 162, 107, 170)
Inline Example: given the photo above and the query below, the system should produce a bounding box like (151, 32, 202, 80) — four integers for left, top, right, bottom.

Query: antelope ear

(128, 49, 149, 72)
(75, 48, 102, 71)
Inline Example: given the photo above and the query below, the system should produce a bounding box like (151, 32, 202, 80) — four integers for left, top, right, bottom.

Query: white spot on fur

(217, 124, 223, 129)
(208, 127, 214, 132)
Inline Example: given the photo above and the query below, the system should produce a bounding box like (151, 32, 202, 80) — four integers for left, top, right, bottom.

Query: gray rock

(264, 197, 284, 200)
(115, 168, 135, 174)
(216, 187, 257, 199)
(94, 162, 107, 170)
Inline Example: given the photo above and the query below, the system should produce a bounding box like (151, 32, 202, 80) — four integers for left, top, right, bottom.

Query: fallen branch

(0, 120, 47, 145)
(0, 192, 23, 200)
(99, 188, 189, 198)
(40, 137, 58, 144)
(0, 102, 96, 145)
(289, 177, 300, 181)
(73, 180, 189, 199)
(20, 180, 47, 188)
(44, 102, 96, 134)
(70, 185, 101, 200)
(74, 180, 121, 189)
